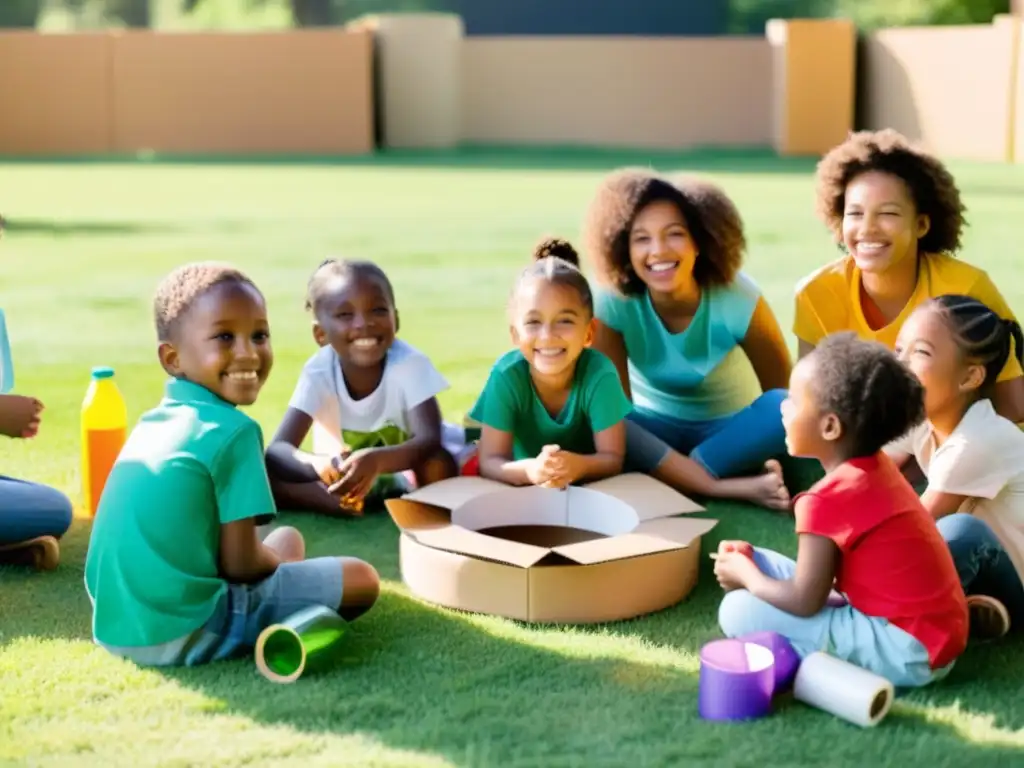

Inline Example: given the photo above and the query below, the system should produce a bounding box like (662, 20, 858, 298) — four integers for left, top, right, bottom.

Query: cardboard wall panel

(0, 32, 114, 155)
(768, 19, 856, 156)
(349, 13, 463, 149)
(861, 18, 1018, 162)
(111, 30, 374, 155)
(461, 36, 774, 149)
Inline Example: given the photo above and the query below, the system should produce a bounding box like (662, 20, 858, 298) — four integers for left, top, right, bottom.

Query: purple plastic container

(737, 631, 801, 693)
(698, 638, 775, 721)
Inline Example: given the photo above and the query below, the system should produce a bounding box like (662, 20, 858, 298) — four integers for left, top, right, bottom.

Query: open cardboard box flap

(386, 498, 552, 568)
(387, 473, 713, 568)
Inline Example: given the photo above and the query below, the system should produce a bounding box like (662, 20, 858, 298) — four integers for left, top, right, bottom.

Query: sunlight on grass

(3, 155, 1023, 765)
(897, 701, 1024, 748)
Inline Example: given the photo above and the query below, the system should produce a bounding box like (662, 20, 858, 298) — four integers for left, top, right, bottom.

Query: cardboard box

(385, 473, 717, 624)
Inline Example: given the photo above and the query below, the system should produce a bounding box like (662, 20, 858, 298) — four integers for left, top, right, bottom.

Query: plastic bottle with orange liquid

(81, 366, 127, 517)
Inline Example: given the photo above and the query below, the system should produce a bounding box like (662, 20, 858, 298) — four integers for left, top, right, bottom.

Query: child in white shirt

(265, 259, 464, 516)
(888, 294, 1024, 639)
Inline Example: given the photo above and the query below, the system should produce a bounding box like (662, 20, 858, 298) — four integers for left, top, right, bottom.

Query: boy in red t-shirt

(714, 332, 968, 687)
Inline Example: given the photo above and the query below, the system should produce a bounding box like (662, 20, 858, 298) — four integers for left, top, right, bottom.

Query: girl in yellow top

(793, 129, 1024, 423)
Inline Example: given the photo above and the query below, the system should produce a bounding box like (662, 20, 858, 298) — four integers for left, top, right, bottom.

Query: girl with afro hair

(582, 169, 794, 510)
(795, 128, 1024, 423)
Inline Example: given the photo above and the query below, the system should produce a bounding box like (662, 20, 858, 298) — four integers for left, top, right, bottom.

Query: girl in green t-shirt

(469, 238, 633, 489)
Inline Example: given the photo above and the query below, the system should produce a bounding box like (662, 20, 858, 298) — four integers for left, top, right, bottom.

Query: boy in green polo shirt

(84, 262, 380, 667)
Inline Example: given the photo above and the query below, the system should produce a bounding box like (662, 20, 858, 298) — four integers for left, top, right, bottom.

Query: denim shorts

(99, 557, 344, 667)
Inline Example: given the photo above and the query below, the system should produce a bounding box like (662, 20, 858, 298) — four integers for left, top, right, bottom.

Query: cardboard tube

(737, 631, 800, 693)
(698, 639, 776, 721)
(792, 652, 894, 727)
(254, 605, 348, 684)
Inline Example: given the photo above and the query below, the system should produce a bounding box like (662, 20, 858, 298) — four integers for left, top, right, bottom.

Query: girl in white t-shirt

(265, 259, 466, 516)
(888, 294, 1024, 640)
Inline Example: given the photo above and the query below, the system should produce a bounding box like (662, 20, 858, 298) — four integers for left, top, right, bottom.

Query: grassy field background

(1, 149, 1022, 766)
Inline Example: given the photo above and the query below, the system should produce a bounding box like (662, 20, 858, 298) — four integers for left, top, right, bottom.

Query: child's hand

(544, 449, 587, 489)
(717, 540, 754, 559)
(328, 448, 380, 502)
(713, 550, 757, 593)
(527, 445, 566, 488)
(0, 394, 43, 439)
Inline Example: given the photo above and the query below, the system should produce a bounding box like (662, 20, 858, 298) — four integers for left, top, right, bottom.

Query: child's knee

(718, 589, 761, 637)
(46, 487, 73, 538)
(340, 558, 380, 613)
(936, 512, 982, 543)
(264, 525, 305, 562)
(415, 448, 458, 486)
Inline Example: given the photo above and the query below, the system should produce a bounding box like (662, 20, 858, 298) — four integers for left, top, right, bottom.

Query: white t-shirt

(288, 339, 464, 459)
(887, 398, 1024, 582)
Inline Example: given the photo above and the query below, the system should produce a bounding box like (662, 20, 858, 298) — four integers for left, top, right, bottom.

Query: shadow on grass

(2, 512, 1021, 764)
(154, 586, 1024, 767)
(0, 146, 820, 176)
(0, 218, 176, 238)
(0, 521, 94, 646)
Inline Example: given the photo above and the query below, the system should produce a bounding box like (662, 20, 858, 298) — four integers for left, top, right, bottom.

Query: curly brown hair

(581, 168, 745, 297)
(814, 129, 966, 255)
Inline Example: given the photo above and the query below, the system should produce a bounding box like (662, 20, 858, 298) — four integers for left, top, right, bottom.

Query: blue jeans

(718, 548, 949, 688)
(625, 389, 788, 479)
(0, 475, 73, 545)
(938, 513, 1024, 626)
(97, 556, 345, 667)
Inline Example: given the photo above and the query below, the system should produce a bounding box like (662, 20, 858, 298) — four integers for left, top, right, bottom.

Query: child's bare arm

(740, 297, 793, 392)
(591, 321, 632, 399)
(219, 518, 281, 583)
(551, 422, 625, 485)
(743, 533, 838, 617)
(920, 487, 969, 520)
(477, 425, 540, 486)
(265, 407, 334, 482)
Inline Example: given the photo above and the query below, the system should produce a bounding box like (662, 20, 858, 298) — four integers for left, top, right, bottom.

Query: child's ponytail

(925, 294, 1021, 393)
(1004, 317, 1024, 371)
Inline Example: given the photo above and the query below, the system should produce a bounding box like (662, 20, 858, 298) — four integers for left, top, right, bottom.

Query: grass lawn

(1, 149, 1023, 766)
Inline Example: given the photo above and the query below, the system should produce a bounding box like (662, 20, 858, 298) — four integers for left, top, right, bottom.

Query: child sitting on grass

(0, 354, 73, 571)
(889, 296, 1024, 640)
(85, 262, 379, 667)
(265, 258, 461, 516)
(469, 238, 632, 488)
(0, 213, 73, 571)
(714, 333, 968, 688)
(795, 128, 1024, 423)
(582, 169, 793, 509)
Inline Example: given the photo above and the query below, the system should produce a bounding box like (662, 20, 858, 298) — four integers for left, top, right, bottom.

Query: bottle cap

(91, 366, 115, 379)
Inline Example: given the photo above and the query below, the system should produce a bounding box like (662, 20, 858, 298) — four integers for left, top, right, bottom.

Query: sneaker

(967, 594, 1010, 640)
(0, 535, 60, 571)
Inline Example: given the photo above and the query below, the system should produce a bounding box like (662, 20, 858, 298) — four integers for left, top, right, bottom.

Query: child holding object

(888, 296, 1024, 639)
(85, 263, 379, 667)
(582, 170, 793, 509)
(795, 128, 1024, 423)
(265, 258, 462, 516)
(469, 238, 632, 489)
(714, 333, 968, 688)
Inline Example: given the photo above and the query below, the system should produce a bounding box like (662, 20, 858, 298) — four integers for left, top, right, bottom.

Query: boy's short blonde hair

(153, 261, 261, 341)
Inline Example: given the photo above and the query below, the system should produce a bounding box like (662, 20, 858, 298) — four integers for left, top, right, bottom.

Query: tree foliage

(729, 0, 1011, 33)
(0, 0, 43, 28)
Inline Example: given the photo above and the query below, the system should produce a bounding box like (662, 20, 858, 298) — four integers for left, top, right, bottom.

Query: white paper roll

(792, 652, 894, 727)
